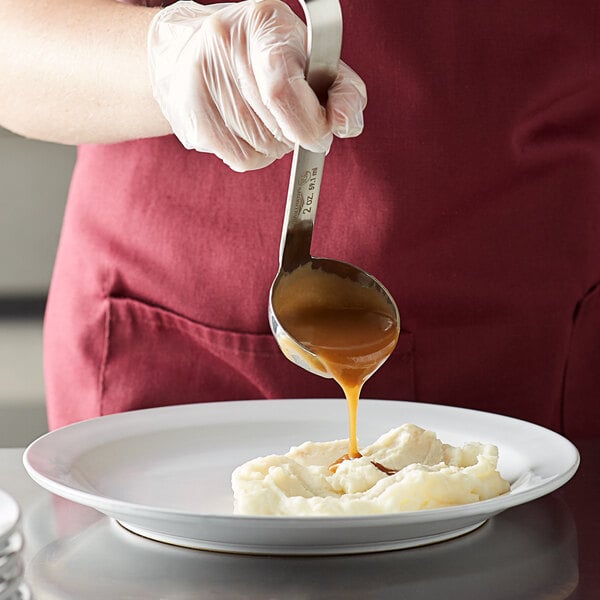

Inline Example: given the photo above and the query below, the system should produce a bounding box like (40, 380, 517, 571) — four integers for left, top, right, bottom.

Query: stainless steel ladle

(269, 0, 400, 378)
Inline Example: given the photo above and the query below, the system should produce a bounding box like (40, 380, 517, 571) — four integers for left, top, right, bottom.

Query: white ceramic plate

(0, 552, 22, 588)
(23, 399, 579, 555)
(0, 579, 28, 600)
(0, 491, 19, 550)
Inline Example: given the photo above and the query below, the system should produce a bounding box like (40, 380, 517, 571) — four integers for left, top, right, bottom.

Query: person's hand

(147, 0, 367, 172)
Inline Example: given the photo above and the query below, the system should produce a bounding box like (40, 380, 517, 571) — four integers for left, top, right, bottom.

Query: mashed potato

(232, 424, 510, 516)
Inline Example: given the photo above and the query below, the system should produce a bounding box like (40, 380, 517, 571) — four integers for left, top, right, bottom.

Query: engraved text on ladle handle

(278, 0, 342, 272)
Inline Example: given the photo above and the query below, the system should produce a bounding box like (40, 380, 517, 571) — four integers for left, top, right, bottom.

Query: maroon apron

(45, 0, 600, 436)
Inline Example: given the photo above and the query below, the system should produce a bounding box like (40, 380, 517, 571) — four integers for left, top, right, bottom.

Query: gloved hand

(147, 0, 367, 172)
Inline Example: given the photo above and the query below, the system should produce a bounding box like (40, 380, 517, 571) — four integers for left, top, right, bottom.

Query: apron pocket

(100, 296, 416, 417)
(100, 295, 279, 416)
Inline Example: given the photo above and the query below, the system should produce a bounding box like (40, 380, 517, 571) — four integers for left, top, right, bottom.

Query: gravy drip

(274, 263, 399, 458)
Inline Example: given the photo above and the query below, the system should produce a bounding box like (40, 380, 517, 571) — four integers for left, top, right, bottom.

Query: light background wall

(0, 126, 76, 446)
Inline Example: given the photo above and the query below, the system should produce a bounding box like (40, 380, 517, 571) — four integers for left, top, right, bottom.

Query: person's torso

(46, 1, 600, 434)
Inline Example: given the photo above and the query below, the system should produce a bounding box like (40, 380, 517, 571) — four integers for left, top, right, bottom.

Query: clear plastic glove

(147, 0, 367, 171)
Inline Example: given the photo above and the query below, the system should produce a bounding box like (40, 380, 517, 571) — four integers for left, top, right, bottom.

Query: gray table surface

(1, 440, 598, 600)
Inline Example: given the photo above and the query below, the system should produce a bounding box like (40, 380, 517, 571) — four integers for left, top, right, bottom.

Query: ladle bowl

(269, 258, 400, 378)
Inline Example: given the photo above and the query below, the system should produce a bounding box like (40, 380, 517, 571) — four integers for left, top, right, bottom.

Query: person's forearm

(0, 0, 171, 145)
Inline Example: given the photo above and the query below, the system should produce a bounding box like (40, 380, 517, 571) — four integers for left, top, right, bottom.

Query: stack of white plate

(0, 490, 29, 600)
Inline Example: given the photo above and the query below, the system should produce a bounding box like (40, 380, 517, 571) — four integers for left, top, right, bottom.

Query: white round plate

(0, 552, 22, 589)
(0, 532, 23, 560)
(0, 579, 27, 600)
(23, 399, 579, 555)
(0, 491, 19, 550)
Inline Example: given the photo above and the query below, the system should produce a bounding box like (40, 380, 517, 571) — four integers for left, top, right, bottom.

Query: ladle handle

(278, 0, 342, 271)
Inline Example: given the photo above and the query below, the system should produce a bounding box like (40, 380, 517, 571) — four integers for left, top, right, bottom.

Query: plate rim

(22, 399, 580, 524)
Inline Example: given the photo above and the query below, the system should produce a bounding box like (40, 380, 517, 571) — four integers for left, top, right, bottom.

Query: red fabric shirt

(44, 0, 600, 436)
